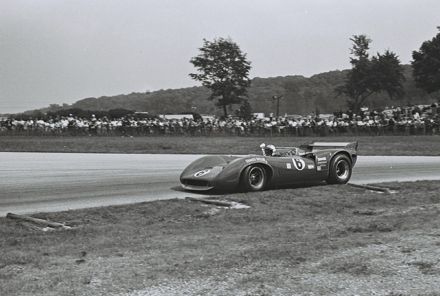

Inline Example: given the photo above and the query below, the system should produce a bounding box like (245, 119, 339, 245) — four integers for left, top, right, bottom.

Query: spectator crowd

(1, 103, 439, 137)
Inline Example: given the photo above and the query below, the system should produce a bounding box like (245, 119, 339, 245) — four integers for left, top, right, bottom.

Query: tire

(242, 165, 267, 191)
(327, 154, 352, 184)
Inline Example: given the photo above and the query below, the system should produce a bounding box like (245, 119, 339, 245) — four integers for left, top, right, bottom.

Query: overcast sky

(1, 0, 439, 113)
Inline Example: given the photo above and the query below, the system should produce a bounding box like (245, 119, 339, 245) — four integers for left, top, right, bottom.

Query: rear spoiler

(308, 142, 358, 151)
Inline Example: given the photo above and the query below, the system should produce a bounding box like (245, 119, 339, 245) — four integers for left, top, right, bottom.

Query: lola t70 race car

(180, 142, 358, 192)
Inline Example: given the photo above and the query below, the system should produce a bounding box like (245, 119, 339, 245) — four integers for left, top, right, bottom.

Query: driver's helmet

(264, 144, 276, 156)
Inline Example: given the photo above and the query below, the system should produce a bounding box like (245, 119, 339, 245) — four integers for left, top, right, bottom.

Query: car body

(180, 142, 358, 192)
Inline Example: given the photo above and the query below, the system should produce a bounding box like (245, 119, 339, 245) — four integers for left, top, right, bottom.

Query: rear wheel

(242, 165, 267, 191)
(327, 154, 352, 184)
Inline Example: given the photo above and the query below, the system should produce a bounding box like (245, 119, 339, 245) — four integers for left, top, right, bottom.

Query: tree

(235, 99, 253, 120)
(412, 27, 440, 94)
(337, 35, 405, 112)
(371, 50, 405, 99)
(190, 38, 251, 117)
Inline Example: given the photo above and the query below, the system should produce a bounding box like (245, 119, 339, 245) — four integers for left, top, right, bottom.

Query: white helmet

(264, 144, 276, 156)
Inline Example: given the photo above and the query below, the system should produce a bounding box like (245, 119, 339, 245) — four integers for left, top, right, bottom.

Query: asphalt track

(1, 152, 440, 216)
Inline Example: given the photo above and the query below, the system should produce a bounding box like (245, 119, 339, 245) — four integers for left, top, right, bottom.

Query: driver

(264, 145, 278, 156)
(260, 143, 303, 157)
(260, 143, 284, 156)
(264, 144, 277, 156)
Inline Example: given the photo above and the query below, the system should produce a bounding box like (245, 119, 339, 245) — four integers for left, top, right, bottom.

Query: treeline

(12, 107, 206, 122)
(27, 65, 432, 117)
(14, 108, 137, 120)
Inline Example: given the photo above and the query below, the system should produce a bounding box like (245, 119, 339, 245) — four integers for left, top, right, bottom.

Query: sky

(1, 0, 439, 113)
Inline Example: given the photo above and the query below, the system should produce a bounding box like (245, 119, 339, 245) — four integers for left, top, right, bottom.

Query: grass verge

(0, 135, 439, 155)
(1, 181, 440, 295)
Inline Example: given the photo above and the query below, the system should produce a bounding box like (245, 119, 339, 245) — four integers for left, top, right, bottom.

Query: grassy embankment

(2, 181, 440, 295)
(0, 135, 439, 155)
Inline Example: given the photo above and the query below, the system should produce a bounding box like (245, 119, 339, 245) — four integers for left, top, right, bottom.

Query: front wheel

(327, 154, 352, 184)
(242, 165, 267, 191)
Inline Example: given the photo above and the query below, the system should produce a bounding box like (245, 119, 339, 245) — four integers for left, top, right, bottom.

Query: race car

(180, 142, 358, 192)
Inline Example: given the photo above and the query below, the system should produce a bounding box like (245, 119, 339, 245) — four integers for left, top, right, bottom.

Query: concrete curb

(348, 183, 393, 194)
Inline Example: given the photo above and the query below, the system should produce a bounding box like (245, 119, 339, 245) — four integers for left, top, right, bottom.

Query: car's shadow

(171, 181, 327, 196)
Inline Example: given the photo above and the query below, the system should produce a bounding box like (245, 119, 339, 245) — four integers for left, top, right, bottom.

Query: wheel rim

(336, 160, 350, 180)
(248, 167, 264, 188)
